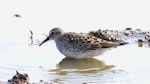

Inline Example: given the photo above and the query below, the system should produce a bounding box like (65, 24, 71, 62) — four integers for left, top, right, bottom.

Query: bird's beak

(39, 37, 49, 46)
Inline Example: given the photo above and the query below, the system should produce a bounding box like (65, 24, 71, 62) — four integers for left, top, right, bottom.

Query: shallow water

(0, 41, 149, 84)
(1, 0, 150, 83)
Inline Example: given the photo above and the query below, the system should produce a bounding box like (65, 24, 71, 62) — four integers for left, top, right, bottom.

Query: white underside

(60, 48, 111, 59)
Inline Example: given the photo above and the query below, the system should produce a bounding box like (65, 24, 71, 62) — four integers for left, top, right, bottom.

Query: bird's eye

(51, 32, 54, 34)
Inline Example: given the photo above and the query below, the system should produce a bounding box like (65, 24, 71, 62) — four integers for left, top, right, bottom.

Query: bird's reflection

(138, 41, 150, 48)
(50, 57, 115, 74)
(138, 42, 143, 47)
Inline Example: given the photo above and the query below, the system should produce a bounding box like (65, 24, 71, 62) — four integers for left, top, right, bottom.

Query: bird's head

(39, 28, 63, 46)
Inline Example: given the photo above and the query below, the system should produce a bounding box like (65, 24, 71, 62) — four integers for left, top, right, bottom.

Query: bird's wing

(99, 41, 119, 48)
(76, 34, 119, 49)
(64, 33, 119, 51)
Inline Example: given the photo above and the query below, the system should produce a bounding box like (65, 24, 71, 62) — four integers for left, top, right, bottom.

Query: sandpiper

(39, 28, 119, 59)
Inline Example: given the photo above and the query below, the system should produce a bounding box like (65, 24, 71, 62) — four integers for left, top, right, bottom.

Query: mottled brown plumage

(39, 28, 119, 59)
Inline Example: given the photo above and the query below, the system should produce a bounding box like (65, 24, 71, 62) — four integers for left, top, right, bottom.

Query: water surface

(0, 41, 149, 84)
